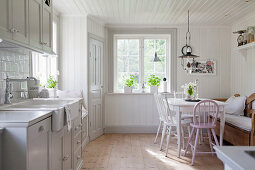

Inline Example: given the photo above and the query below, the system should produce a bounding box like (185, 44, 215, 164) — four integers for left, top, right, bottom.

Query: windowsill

(107, 92, 153, 95)
(107, 92, 172, 95)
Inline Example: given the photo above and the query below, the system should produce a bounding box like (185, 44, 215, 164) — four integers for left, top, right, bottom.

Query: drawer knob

(77, 155, 81, 160)
(77, 140, 81, 144)
(38, 126, 44, 132)
(63, 155, 69, 161)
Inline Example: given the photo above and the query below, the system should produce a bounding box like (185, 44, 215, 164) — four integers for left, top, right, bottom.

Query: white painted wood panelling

(104, 93, 158, 133)
(177, 26, 231, 98)
(54, 0, 255, 26)
(230, 12, 255, 96)
(58, 16, 88, 102)
(87, 17, 105, 38)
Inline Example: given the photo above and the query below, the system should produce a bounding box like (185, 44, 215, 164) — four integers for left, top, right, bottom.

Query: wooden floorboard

(82, 134, 224, 170)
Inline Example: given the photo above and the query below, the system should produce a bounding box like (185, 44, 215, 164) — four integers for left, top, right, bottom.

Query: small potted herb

(148, 74, 161, 93)
(46, 75, 58, 98)
(124, 75, 137, 93)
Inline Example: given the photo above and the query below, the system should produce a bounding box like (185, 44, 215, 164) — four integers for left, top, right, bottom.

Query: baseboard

(104, 125, 158, 133)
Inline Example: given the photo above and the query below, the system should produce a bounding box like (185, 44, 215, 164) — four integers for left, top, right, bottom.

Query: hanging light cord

(185, 10, 191, 46)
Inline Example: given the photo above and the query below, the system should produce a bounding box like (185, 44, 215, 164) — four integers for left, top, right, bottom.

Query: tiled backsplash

(0, 49, 30, 104)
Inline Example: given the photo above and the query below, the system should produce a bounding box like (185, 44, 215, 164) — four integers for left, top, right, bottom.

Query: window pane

(144, 39, 167, 91)
(117, 39, 139, 90)
(144, 39, 154, 56)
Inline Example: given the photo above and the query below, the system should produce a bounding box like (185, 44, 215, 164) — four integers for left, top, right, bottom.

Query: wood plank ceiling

(54, 0, 255, 26)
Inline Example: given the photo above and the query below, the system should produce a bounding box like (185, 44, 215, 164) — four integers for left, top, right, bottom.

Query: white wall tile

(0, 49, 30, 104)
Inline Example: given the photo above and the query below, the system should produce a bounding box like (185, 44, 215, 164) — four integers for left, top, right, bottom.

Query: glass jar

(247, 26, 255, 43)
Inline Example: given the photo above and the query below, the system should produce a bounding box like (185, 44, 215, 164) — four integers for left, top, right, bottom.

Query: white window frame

(113, 34, 171, 92)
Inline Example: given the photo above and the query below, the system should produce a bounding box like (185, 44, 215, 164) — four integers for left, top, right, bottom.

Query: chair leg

(207, 128, 213, 155)
(181, 126, 185, 149)
(165, 126, 172, 157)
(160, 123, 167, 150)
(154, 121, 162, 143)
(211, 129, 219, 146)
(184, 127, 195, 156)
(192, 128, 200, 165)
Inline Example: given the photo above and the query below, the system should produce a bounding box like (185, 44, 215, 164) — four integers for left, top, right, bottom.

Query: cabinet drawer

(74, 146, 82, 170)
(28, 117, 51, 139)
(74, 131, 82, 153)
(72, 117, 82, 137)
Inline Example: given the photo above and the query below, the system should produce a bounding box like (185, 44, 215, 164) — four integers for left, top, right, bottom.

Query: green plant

(46, 75, 58, 88)
(187, 85, 194, 96)
(125, 75, 137, 88)
(148, 74, 161, 87)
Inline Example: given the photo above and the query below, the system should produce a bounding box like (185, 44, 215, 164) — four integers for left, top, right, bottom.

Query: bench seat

(225, 114, 252, 131)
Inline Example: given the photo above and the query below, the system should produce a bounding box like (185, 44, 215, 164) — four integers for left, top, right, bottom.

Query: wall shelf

(236, 42, 255, 50)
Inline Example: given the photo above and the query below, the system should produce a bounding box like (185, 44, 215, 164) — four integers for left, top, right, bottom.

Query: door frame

(87, 33, 104, 141)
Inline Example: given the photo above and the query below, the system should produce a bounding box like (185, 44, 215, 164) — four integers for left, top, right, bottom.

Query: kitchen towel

(64, 105, 72, 131)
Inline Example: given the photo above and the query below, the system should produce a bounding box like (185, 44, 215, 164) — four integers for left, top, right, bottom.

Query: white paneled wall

(104, 94, 158, 133)
(59, 16, 88, 102)
(230, 13, 255, 96)
(0, 49, 30, 104)
(87, 17, 105, 38)
(177, 26, 231, 98)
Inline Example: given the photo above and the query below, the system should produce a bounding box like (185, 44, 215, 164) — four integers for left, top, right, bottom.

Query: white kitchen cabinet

(0, 0, 12, 39)
(0, 0, 29, 44)
(11, 0, 29, 44)
(42, 0, 53, 53)
(28, 117, 51, 170)
(52, 126, 72, 170)
(2, 116, 52, 170)
(29, 0, 43, 49)
(0, 0, 53, 53)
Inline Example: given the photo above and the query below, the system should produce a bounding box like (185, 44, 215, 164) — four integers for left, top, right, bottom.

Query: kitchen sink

(0, 98, 82, 131)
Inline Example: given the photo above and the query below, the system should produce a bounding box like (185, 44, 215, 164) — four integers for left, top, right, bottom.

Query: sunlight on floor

(146, 148, 179, 167)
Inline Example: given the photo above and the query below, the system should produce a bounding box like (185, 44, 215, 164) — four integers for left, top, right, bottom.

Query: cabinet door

(42, 0, 52, 53)
(28, 117, 51, 170)
(0, 0, 12, 39)
(52, 128, 64, 170)
(11, 0, 29, 44)
(29, 0, 43, 49)
(63, 126, 72, 170)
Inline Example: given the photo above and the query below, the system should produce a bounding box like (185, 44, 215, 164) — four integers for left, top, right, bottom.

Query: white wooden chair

(154, 94, 192, 157)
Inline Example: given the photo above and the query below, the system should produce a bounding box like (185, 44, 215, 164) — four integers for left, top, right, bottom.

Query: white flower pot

(150, 86, 158, 94)
(124, 86, 132, 93)
(48, 88, 57, 98)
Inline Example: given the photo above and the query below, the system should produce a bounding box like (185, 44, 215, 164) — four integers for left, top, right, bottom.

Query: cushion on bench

(225, 114, 252, 131)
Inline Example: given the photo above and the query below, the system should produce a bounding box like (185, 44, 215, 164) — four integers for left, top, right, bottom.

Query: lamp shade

(179, 52, 199, 59)
(153, 52, 161, 62)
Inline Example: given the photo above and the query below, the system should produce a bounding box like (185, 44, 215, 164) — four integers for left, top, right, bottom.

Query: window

(32, 17, 59, 87)
(114, 35, 170, 92)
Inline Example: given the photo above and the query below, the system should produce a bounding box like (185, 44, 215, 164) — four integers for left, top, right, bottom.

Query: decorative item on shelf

(163, 78, 167, 92)
(181, 80, 199, 100)
(46, 75, 58, 98)
(148, 74, 161, 94)
(39, 86, 49, 98)
(27, 79, 40, 98)
(179, 10, 200, 72)
(247, 26, 255, 44)
(124, 74, 137, 93)
(233, 30, 247, 46)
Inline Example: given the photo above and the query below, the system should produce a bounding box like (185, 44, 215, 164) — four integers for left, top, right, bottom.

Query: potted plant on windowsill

(124, 75, 137, 93)
(148, 74, 161, 94)
(46, 75, 58, 98)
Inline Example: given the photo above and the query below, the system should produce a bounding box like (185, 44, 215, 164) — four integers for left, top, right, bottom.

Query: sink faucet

(4, 76, 38, 104)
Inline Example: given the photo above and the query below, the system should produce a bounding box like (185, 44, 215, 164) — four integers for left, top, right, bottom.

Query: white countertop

(214, 146, 255, 170)
(0, 110, 53, 127)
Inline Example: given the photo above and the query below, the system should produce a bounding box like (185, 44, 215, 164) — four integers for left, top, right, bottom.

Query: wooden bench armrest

(250, 109, 255, 145)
